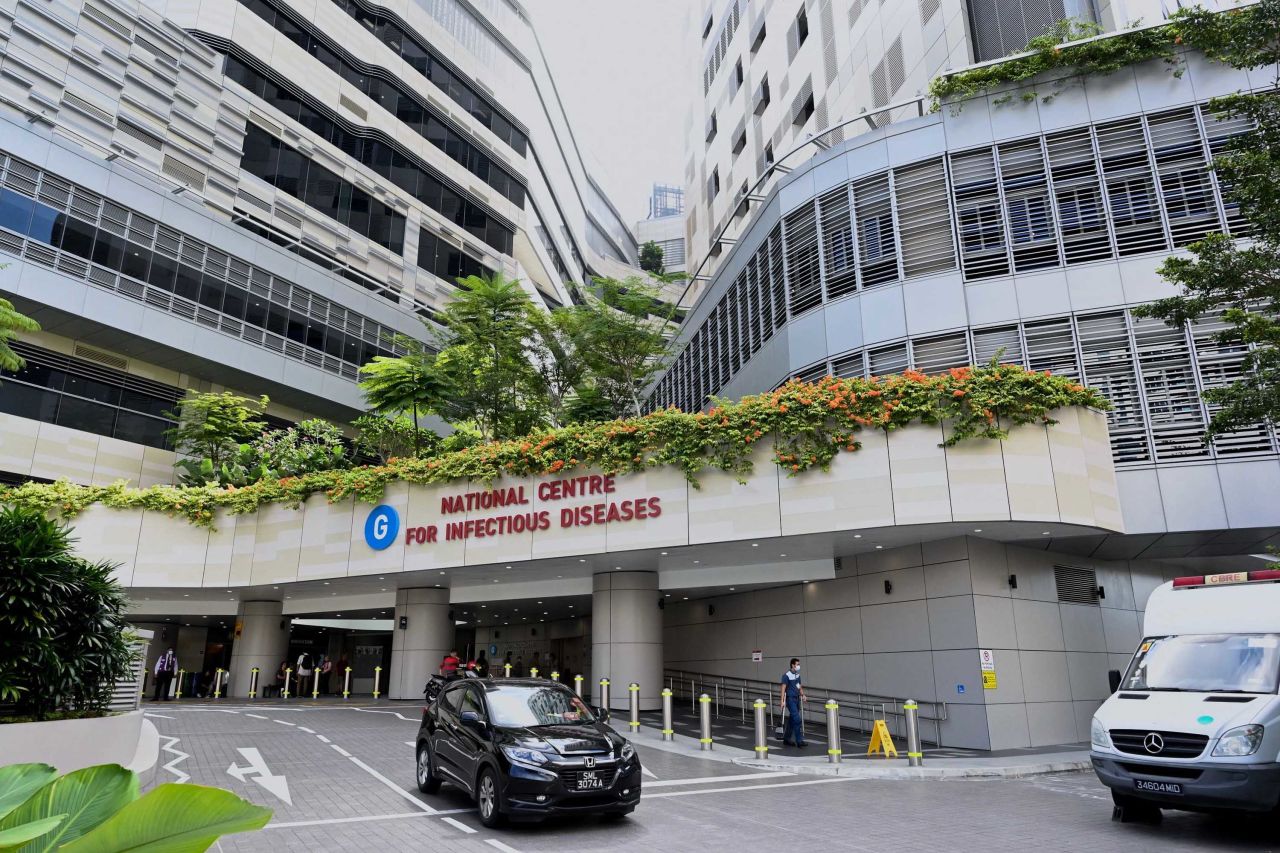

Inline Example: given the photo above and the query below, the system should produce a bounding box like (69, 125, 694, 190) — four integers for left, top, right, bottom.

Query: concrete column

(229, 601, 289, 699)
(389, 587, 452, 700)
(592, 572, 662, 711)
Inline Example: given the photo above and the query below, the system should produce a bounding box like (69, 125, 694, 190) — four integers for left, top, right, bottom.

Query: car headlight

(620, 742, 635, 762)
(502, 745, 551, 766)
(1212, 724, 1264, 757)
(1090, 717, 1111, 749)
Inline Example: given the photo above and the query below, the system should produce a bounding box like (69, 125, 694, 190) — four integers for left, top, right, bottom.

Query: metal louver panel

(999, 140, 1060, 272)
(951, 149, 1009, 280)
(1078, 312, 1149, 463)
(973, 325, 1024, 366)
(784, 203, 821, 315)
(1203, 106, 1255, 236)
(1147, 108, 1219, 247)
(747, 258, 763, 355)
(895, 159, 955, 277)
(868, 343, 908, 377)
(818, 184, 856, 299)
(1192, 313, 1276, 456)
(853, 174, 897, 286)
(768, 225, 787, 329)
(716, 304, 731, 389)
(1096, 118, 1168, 257)
(1132, 316, 1207, 460)
(1024, 318, 1079, 379)
(1046, 128, 1114, 265)
(794, 362, 829, 383)
(912, 333, 971, 374)
(1055, 565, 1100, 606)
(832, 351, 865, 379)
(731, 275, 747, 373)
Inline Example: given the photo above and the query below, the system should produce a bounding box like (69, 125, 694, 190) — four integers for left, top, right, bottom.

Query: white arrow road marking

(143, 712, 175, 719)
(227, 747, 293, 805)
(160, 736, 189, 784)
(641, 766, 658, 779)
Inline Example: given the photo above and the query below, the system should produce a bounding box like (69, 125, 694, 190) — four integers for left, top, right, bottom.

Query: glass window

(0, 382, 58, 422)
(56, 217, 97, 259)
(272, 143, 307, 197)
(174, 265, 202, 302)
(221, 284, 248, 320)
(461, 686, 487, 719)
(345, 188, 371, 238)
(119, 242, 151, 281)
(146, 252, 178, 291)
(1123, 634, 1280, 694)
(114, 411, 170, 449)
(91, 230, 127, 271)
(198, 275, 226, 311)
(0, 188, 34, 235)
(64, 373, 121, 406)
(241, 125, 278, 179)
(27, 203, 59, 244)
(55, 396, 117, 436)
(485, 686, 595, 727)
(119, 388, 173, 419)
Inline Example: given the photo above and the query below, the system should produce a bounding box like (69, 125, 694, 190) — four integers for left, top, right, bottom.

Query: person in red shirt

(440, 650, 461, 678)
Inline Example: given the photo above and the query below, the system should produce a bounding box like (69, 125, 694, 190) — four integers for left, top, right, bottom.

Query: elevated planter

(0, 710, 155, 779)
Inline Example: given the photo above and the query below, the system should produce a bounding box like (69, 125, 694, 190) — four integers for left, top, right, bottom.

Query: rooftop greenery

(0, 363, 1108, 528)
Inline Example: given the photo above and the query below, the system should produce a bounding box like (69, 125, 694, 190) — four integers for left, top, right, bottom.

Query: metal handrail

(664, 668, 949, 748)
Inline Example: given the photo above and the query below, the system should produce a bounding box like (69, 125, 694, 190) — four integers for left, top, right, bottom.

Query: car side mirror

(1108, 669, 1122, 694)
(460, 710, 488, 732)
(593, 705, 610, 722)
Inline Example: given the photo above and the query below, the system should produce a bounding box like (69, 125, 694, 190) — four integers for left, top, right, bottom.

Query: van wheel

(476, 767, 505, 828)
(415, 743, 441, 794)
(1111, 791, 1162, 823)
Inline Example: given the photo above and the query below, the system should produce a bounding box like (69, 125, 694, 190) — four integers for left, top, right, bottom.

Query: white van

(1090, 570, 1280, 821)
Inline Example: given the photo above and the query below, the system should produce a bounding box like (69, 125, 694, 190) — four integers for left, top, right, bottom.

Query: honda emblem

(584, 756, 596, 768)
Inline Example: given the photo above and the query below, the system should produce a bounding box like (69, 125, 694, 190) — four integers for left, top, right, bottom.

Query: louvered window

(1192, 313, 1275, 456)
(1046, 128, 1113, 265)
(1133, 316, 1206, 460)
(912, 333, 971, 374)
(1096, 119, 1167, 256)
(973, 325, 1024, 366)
(1078, 312, 1149, 463)
(895, 159, 955, 277)
(726, 283, 742, 374)
(999, 141, 1060, 272)
(785, 203, 822, 315)
(1147, 108, 1219, 247)
(747, 259, 763, 355)
(735, 273, 750, 370)
(868, 343, 908, 377)
(795, 362, 828, 383)
(853, 175, 897, 286)
(1055, 565, 1100, 605)
(717, 303, 732, 389)
(818, 184, 856, 299)
(1203, 106, 1254, 236)
(768, 225, 787, 328)
(951, 149, 1009, 279)
(755, 244, 776, 342)
(832, 351, 865, 379)
(1024, 318, 1079, 379)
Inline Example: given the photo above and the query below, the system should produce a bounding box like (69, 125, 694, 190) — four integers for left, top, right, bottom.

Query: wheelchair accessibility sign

(364, 505, 400, 550)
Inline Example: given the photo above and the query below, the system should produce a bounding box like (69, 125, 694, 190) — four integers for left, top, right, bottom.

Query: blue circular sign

(364, 505, 399, 551)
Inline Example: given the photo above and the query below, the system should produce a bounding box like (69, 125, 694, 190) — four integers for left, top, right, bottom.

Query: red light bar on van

(1173, 569, 1280, 589)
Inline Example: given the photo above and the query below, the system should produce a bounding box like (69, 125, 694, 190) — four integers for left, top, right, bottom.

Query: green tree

(554, 276, 676, 419)
(0, 507, 134, 720)
(638, 240, 665, 275)
(166, 391, 268, 476)
(253, 418, 351, 476)
(0, 291, 39, 373)
(1133, 3, 1280, 442)
(432, 273, 549, 440)
(357, 344, 447, 456)
(352, 413, 438, 463)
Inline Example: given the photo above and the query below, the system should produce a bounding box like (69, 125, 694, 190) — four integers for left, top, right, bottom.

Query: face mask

(792, 665, 800, 672)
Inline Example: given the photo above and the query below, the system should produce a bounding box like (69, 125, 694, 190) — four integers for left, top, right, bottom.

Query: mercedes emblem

(1143, 732, 1164, 754)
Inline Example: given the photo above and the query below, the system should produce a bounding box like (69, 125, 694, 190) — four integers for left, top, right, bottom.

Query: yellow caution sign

(867, 719, 898, 758)
(982, 671, 998, 690)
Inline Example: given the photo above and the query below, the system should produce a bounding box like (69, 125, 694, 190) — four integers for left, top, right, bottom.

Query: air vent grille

(73, 344, 128, 371)
(161, 155, 206, 190)
(1054, 565, 1099, 605)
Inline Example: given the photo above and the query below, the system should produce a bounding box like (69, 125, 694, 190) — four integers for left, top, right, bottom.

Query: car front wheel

(416, 743, 441, 794)
(476, 766, 504, 828)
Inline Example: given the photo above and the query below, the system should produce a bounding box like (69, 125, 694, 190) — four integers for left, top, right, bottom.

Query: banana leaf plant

(0, 763, 270, 852)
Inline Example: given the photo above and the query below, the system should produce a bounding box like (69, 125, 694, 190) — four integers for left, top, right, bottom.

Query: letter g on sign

(364, 505, 399, 551)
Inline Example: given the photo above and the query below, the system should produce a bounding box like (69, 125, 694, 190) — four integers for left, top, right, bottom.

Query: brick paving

(143, 700, 1280, 853)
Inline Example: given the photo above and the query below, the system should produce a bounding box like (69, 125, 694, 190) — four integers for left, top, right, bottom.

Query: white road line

(645, 777, 854, 798)
(273, 720, 296, 727)
(297, 727, 316, 734)
(485, 840, 520, 853)
(641, 766, 658, 780)
(316, 735, 331, 743)
(330, 744, 353, 757)
(159, 735, 190, 784)
(441, 817, 476, 834)
(213, 709, 241, 714)
(265, 811, 466, 830)
(245, 714, 268, 720)
(404, 741, 415, 747)
(143, 712, 175, 719)
(643, 771, 793, 788)
(347, 755, 437, 814)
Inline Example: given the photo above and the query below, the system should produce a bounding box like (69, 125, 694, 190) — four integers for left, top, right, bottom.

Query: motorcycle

(423, 669, 480, 704)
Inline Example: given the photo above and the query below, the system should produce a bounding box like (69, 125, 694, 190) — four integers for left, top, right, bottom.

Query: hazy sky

(532, 0, 695, 226)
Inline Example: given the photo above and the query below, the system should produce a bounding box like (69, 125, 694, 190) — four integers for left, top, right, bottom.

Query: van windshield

(1122, 634, 1280, 694)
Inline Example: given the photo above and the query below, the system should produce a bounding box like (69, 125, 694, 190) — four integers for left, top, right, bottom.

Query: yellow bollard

(530, 666, 539, 679)
(175, 669, 185, 699)
(213, 668, 224, 699)
(372, 665, 382, 699)
(282, 668, 292, 699)
(343, 666, 352, 699)
(504, 663, 512, 677)
(249, 667, 259, 699)
(550, 670, 560, 683)
(312, 668, 321, 700)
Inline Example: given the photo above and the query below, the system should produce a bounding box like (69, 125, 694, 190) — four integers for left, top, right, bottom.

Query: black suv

(415, 678, 641, 826)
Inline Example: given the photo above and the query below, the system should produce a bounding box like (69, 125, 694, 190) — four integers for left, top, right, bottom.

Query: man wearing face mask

(779, 658, 807, 748)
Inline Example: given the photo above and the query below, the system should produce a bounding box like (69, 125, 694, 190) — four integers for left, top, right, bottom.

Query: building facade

(682, 0, 1235, 287)
(0, 0, 640, 488)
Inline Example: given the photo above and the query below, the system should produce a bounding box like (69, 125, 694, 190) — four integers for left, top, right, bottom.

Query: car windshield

(1122, 634, 1280, 694)
(486, 686, 597, 727)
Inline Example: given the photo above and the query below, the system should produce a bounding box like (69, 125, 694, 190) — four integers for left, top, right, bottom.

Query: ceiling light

(439, 571, 446, 575)
(729, 587, 735, 591)
(1042, 531, 1051, 535)
(579, 559, 587, 563)
(660, 552, 667, 556)
(506, 565, 511, 569)
(694, 560, 700, 564)
(183, 594, 189, 597)
(780, 553, 787, 557)
(434, 583, 441, 587)
(751, 543, 758, 547)
(853, 534, 862, 539)
(664, 594, 670, 598)
(875, 545, 883, 550)
(379, 576, 384, 580)
(538, 601, 543, 604)
(481, 605, 487, 608)
(682, 597, 689, 600)
(973, 528, 983, 533)
(323, 582, 330, 585)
